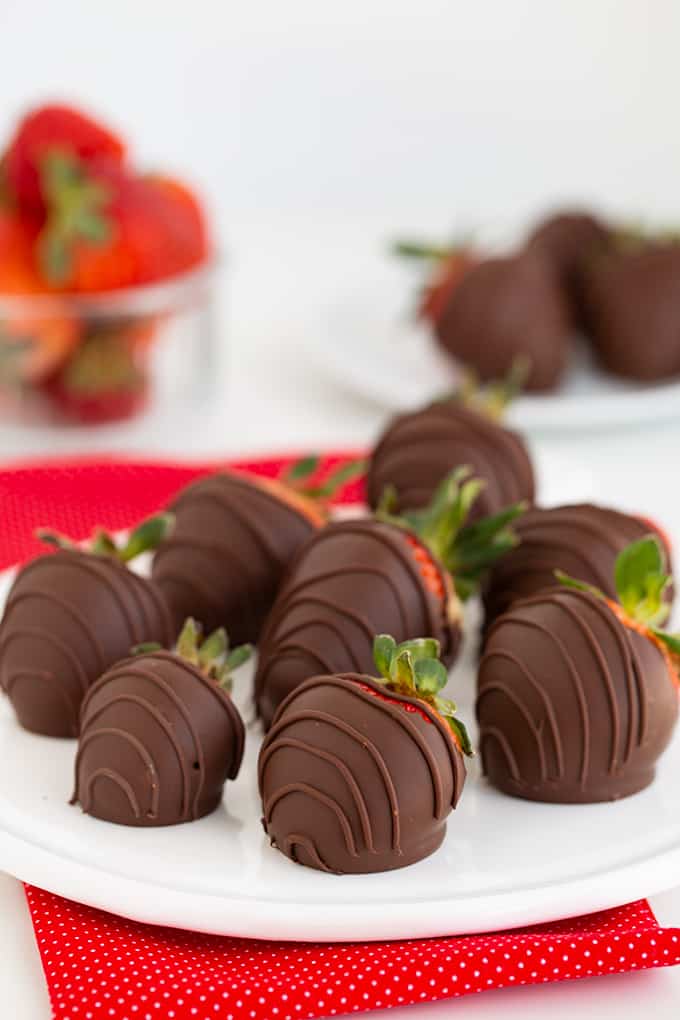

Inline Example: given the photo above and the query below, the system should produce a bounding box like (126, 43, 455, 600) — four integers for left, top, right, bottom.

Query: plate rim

(3, 822, 680, 942)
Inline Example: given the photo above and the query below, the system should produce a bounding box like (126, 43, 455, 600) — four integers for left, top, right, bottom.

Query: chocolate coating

(482, 503, 673, 634)
(367, 400, 535, 518)
(0, 550, 173, 738)
(526, 210, 611, 329)
(581, 242, 680, 380)
(434, 251, 571, 392)
(259, 673, 466, 873)
(152, 472, 318, 644)
(73, 650, 244, 826)
(477, 587, 678, 802)
(255, 519, 460, 729)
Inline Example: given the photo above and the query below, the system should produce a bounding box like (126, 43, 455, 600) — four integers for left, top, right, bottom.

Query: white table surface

(2, 218, 680, 1018)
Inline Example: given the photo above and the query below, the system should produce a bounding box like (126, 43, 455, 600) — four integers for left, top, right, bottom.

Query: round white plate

(2, 565, 680, 943)
(310, 277, 680, 432)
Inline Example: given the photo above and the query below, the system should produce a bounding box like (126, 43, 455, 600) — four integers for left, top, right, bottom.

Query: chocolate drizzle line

(477, 587, 678, 803)
(152, 473, 317, 642)
(259, 673, 466, 873)
(73, 650, 244, 826)
(368, 401, 534, 518)
(255, 520, 457, 728)
(0, 550, 173, 737)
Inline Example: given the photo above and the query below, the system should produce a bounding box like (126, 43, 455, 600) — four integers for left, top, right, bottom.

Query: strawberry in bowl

(0, 102, 214, 424)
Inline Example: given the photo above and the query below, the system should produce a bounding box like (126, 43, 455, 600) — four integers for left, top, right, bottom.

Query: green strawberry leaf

(413, 657, 448, 695)
(131, 641, 163, 655)
(225, 644, 253, 672)
(373, 634, 397, 679)
(119, 512, 174, 562)
(393, 649, 417, 694)
(651, 629, 680, 656)
(614, 536, 671, 626)
(284, 455, 320, 482)
(395, 637, 441, 664)
(555, 570, 607, 600)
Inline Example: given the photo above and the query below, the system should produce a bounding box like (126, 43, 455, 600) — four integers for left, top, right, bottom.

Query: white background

(3, 3, 680, 1017)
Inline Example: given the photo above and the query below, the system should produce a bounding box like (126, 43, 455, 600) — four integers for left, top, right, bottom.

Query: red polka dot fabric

(4, 457, 680, 1019)
(23, 886, 680, 1020)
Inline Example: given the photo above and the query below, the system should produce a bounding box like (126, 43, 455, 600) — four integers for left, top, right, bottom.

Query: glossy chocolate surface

(477, 587, 678, 802)
(259, 672, 466, 873)
(152, 472, 318, 644)
(434, 252, 571, 392)
(482, 503, 673, 634)
(0, 550, 173, 737)
(581, 242, 680, 381)
(367, 400, 535, 518)
(73, 650, 245, 826)
(255, 519, 460, 729)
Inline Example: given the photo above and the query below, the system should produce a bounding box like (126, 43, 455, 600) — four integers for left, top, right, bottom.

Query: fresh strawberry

(558, 535, 680, 689)
(41, 324, 150, 423)
(4, 103, 125, 214)
(0, 210, 79, 383)
(36, 155, 208, 291)
(0, 209, 41, 293)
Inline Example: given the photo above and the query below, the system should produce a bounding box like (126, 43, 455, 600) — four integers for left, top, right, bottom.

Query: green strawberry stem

(174, 617, 252, 690)
(281, 454, 366, 503)
(372, 634, 472, 754)
(378, 465, 525, 600)
(36, 512, 174, 564)
(37, 149, 113, 286)
(391, 239, 460, 262)
(557, 535, 680, 671)
(435, 357, 530, 422)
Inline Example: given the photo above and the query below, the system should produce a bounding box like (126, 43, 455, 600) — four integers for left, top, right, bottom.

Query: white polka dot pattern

(24, 885, 680, 1020)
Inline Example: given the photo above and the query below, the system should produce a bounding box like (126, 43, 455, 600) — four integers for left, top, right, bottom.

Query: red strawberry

(41, 323, 150, 423)
(36, 155, 209, 291)
(4, 104, 125, 214)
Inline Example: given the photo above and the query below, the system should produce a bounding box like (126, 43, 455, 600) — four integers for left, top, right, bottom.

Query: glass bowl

(0, 260, 218, 425)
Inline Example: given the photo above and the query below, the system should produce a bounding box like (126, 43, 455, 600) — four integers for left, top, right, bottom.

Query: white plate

(310, 277, 680, 432)
(2, 564, 680, 944)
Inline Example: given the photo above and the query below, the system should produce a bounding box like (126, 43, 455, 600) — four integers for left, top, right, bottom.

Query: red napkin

(1, 455, 679, 1020)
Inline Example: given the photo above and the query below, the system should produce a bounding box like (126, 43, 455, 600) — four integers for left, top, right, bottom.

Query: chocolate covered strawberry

(259, 634, 471, 873)
(152, 456, 364, 645)
(73, 618, 249, 827)
(478, 535, 680, 803)
(393, 239, 478, 326)
(0, 514, 174, 737)
(581, 235, 680, 381)
(525, 209, 611, 329)
(367, 368, 534, 518)
(255, 467, 524, 728)
(434, 251, 571, 391)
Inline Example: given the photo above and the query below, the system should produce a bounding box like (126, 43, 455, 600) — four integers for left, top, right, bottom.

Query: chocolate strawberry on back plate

(581, 237, 680, 381)
(259, 634, 471, 873)
(255, 467, 525, 728)
(434, 250, 571, 392)
(525, 208, 611, 329)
